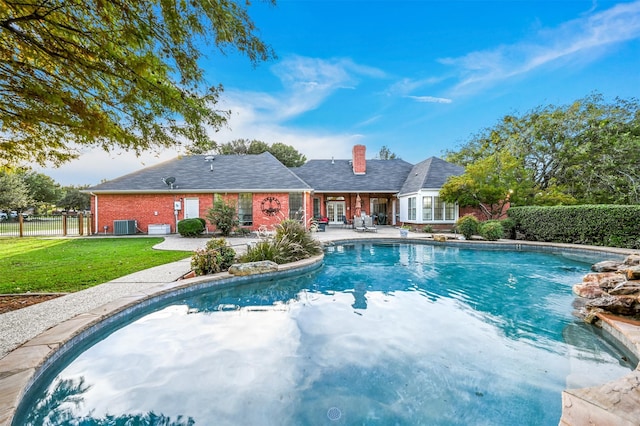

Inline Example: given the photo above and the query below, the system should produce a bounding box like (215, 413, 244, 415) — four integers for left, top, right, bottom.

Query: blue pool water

(16, 243, 634, 425)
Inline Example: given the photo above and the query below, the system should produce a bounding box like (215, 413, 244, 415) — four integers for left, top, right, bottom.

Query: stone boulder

(591, 260, 623, 272)
(609, 281, 640, 296)
(228, 260, 278, 276)
(576, 254, 640, 319)
(573, 282, 604, 299)
(585, 295, 640, 316)
(624, 254, 640, 266)
(625, 265, 640, 280)
(433, 234, 447, 242)
(581, 272, 626, 290)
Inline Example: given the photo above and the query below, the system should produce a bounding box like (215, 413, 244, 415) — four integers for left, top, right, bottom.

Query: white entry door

(326, 201, 346, 224)
(184, 198, 200, 219)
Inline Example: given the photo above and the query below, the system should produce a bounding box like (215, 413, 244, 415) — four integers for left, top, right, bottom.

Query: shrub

(207, 199, 239, 236)
(479, 220, 503, 241)
(499, 218, 516, 239)
(191, 238, 237, 275)
(456, 214, 479, 239)
(508, 205, 640, 249)
(233, 227, 251, 237)
(422, 225, 434, 233)
(177, 218, 204, 237)
(242, 240, 282, 263)
(196, 217, 207, 229)
(241, 219, 323, 264)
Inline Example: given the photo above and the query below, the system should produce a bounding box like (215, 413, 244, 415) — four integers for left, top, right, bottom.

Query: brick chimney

(352, 145, 366, 175)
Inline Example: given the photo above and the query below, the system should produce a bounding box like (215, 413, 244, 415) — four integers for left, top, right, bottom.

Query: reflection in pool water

(17, 243, 634, 425)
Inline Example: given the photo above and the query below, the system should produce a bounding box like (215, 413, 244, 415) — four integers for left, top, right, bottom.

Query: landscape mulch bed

(0, 294, 66, 314)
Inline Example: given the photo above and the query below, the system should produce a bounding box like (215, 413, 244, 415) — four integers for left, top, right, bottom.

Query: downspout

(90, 192, 98, 235)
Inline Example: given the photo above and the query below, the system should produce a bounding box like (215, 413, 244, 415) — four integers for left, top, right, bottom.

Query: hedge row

(507, 205, 640, 249)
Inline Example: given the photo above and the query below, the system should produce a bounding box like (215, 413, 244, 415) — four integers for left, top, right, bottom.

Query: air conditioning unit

(113, 220, 136, 235)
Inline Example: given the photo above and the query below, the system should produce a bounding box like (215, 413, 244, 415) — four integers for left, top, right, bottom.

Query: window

(289, 193, 303, 220)
(434, 196, 444, 221)
(238, 193, 252, 226)
(422, 196, 432, 221)
(408, 197, 416, 221)
(445, 202, 455, 221)
(313, 198, 321, 218)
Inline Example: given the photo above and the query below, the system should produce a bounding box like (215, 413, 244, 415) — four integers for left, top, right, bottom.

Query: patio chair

(364, 216, 377, 232)
(353, 216, 365, 232)
(341, 215, 352, 228)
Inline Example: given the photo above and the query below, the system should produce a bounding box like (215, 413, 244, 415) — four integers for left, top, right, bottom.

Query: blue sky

(40, 0, 640, 186)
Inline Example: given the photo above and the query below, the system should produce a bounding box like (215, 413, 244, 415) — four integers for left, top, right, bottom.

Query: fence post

(18, 213, 24, 237)
(78, 213, 84, 236)
(62, 214, 67, 236)
(88, 213, 94, 235)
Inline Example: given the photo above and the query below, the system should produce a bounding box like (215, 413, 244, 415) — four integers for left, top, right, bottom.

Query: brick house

(86, 145, 467, 234)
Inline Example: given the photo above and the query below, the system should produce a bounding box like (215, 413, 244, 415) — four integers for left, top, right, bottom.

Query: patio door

(326, 201, 345, 224)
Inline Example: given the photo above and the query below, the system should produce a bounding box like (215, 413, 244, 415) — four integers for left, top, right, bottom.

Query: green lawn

(0, 237, 191, 294)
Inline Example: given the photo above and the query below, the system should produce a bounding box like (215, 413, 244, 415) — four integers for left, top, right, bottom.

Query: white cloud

(406, 95, 453, 104)
(38, 56, 381, 185)
(386, 76, 445, 97)
(441, 0, 640, 93)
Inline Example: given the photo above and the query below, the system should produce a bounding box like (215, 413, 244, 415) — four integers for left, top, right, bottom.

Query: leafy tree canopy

(377, 145, 398, 159)
(440, 151, 534, 219)
(20, 171, 62, 206)
(0, 0, 275, 167)
(58, 186, 91, 211)
(445, 93, 640, 205)
(216, 139, 307, 167)
(0, 171, 32, 210)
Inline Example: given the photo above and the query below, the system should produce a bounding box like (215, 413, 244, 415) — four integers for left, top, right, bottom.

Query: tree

(20, 171, 62, 213)
(0, 0, 275, 167)
(247, 140, 271, 155)
(0, 171, 32, 211)
(217, 139, 251, 155)
(57, 186, 91, 211)
(440, 151, 533, 219)
(216, 139, 306, 167)
(445, 93, 640, 205)
(377, 145, 398, 160)
(268, 142, 306, 167)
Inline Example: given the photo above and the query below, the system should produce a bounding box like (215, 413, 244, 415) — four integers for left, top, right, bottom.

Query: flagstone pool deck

(0, 227, 639, 425)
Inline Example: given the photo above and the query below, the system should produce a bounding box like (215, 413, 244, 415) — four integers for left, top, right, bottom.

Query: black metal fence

(0, 214, 93, 237)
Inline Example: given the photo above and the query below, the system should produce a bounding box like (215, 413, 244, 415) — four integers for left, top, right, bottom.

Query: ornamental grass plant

(242, 219, 323, 264)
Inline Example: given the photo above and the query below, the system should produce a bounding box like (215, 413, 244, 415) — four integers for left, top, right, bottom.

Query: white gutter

(86, 188, 312, 195)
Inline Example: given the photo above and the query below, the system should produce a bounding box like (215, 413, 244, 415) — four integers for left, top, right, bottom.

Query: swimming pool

(14, 243, 634, 425)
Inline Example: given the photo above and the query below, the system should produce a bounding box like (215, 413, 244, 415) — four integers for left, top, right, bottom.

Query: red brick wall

(93, 193, 193, 234)
(252, 193, 291, 230)
(92, 192, 308, 234)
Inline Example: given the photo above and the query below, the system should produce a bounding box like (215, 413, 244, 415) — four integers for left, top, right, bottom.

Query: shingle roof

(291, 159, 415, 193)
(398, 157, 464, 195)
(88, 152, 311, 193)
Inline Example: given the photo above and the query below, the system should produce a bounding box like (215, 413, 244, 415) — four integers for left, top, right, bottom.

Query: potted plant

(400, 224, 411, 238)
